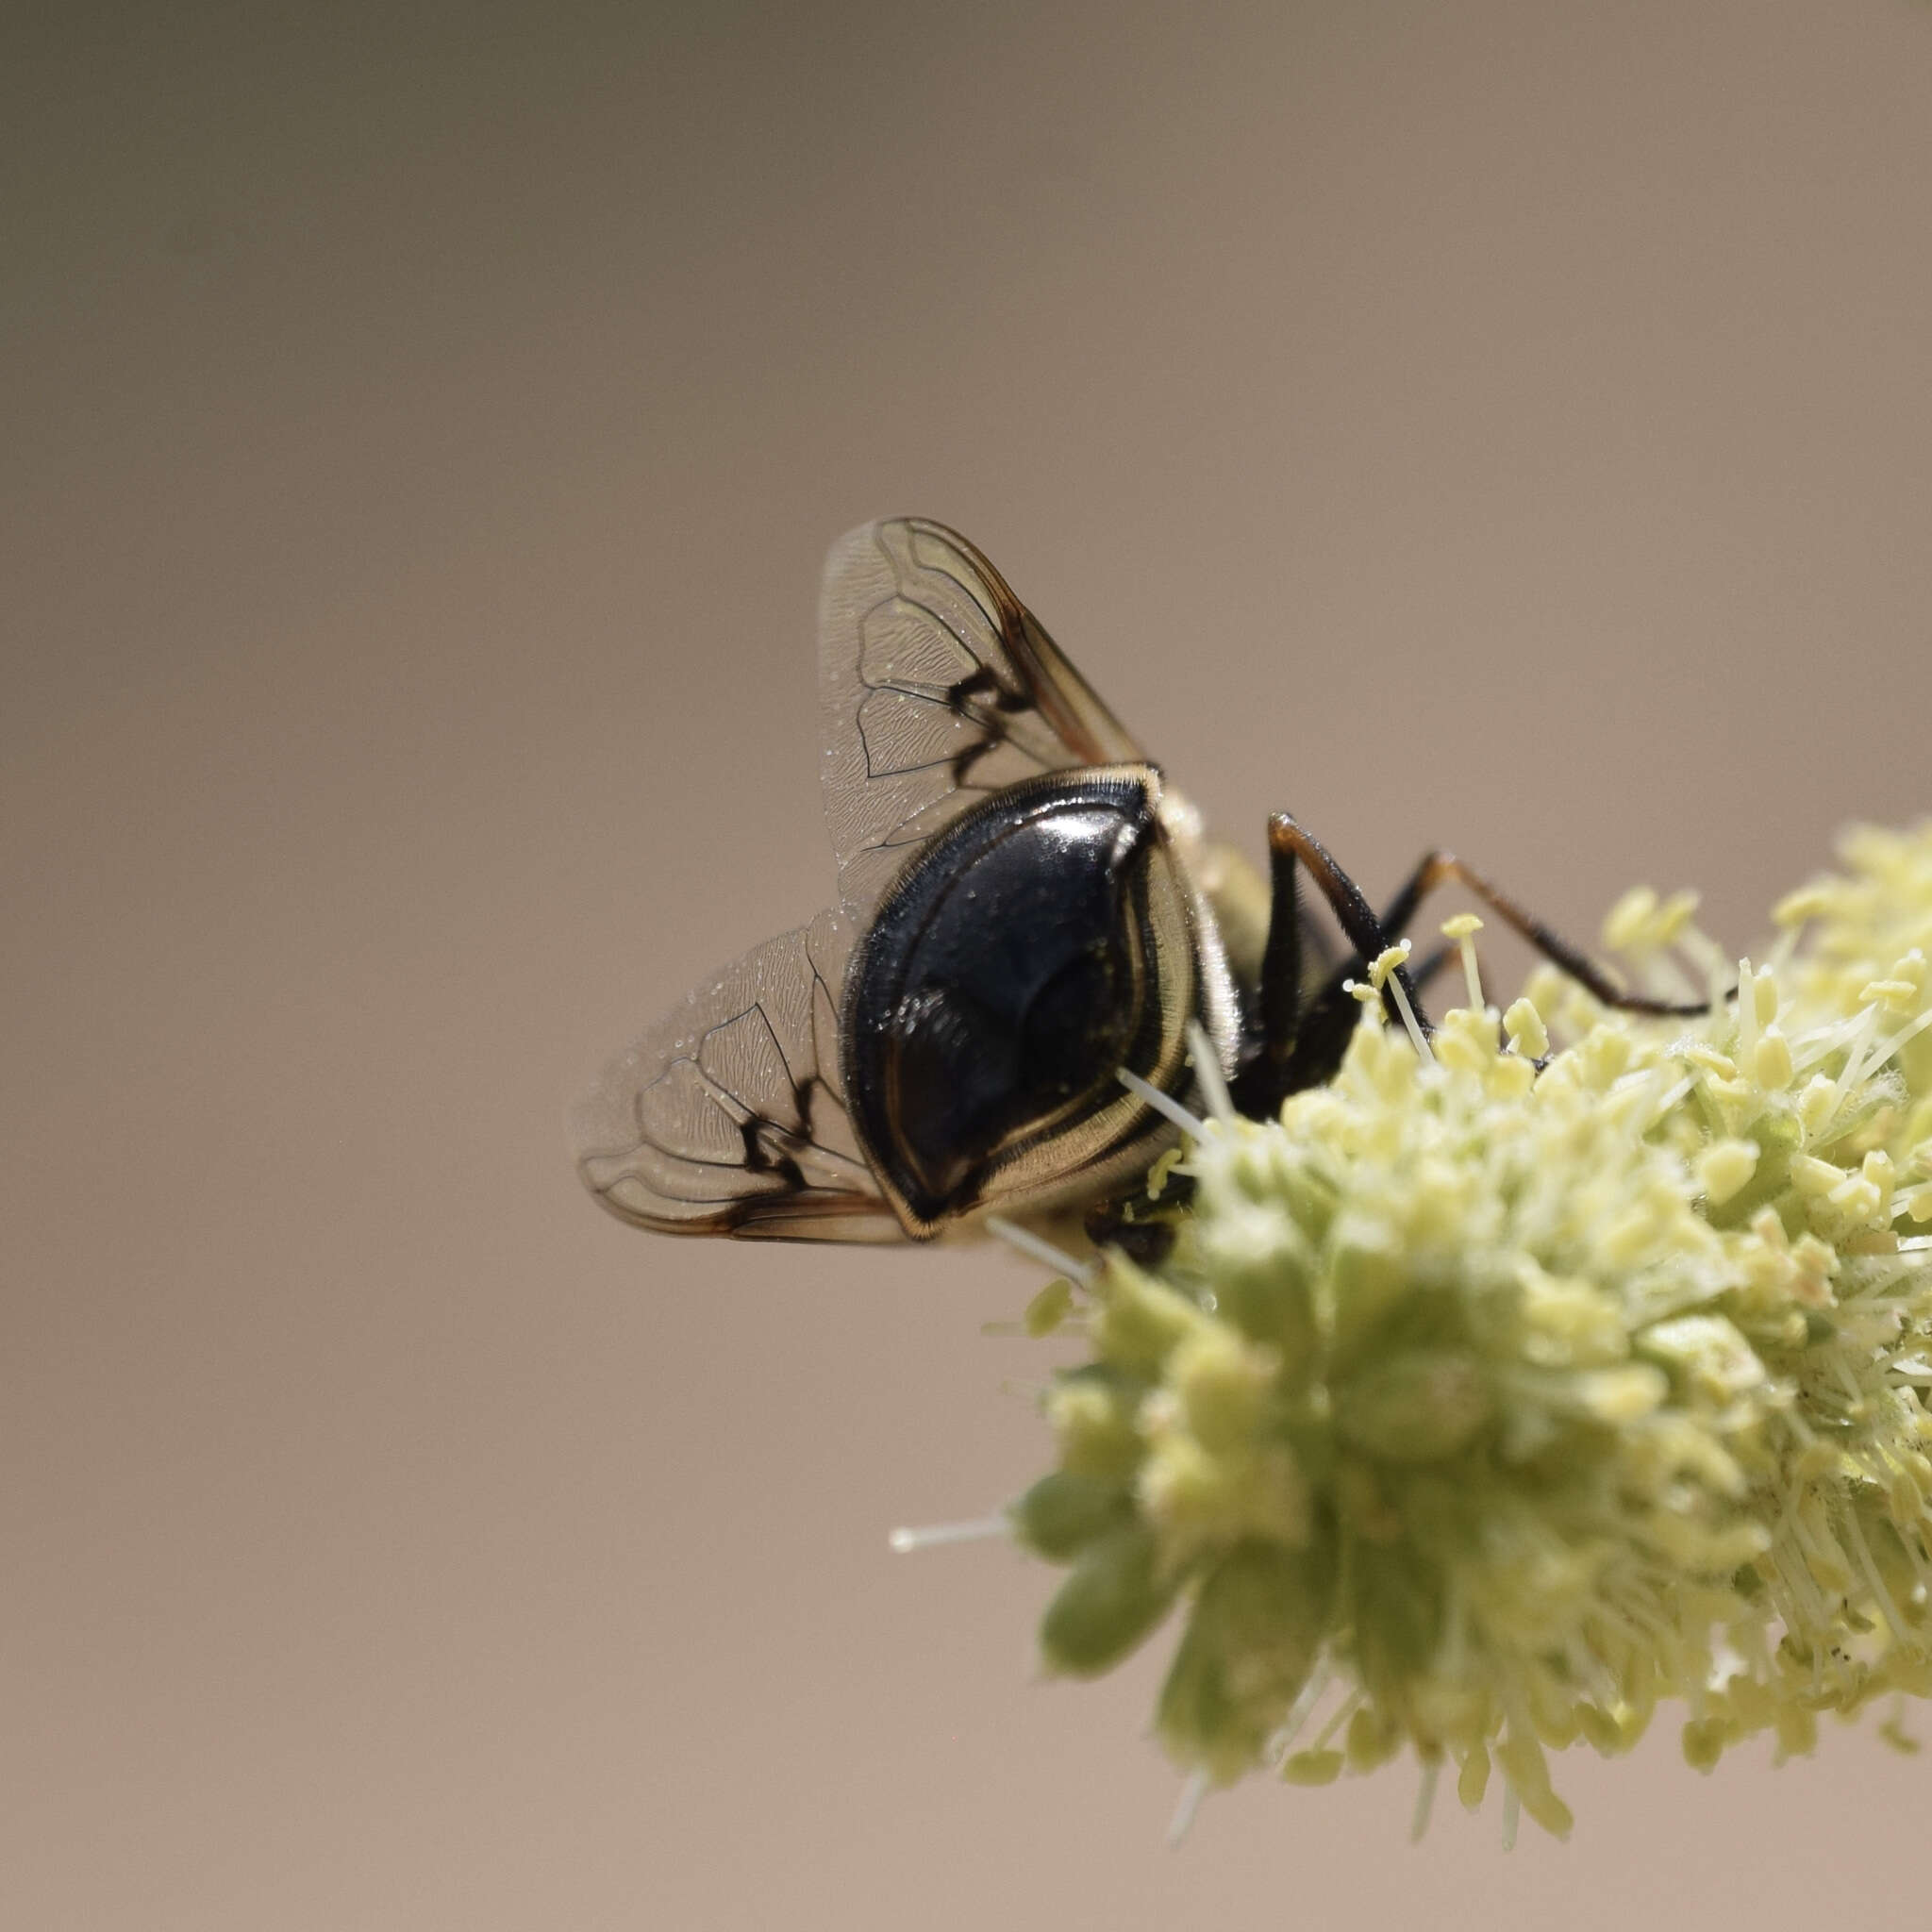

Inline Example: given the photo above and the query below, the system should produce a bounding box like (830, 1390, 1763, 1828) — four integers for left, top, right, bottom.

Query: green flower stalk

(997, 823, 1932, 1838)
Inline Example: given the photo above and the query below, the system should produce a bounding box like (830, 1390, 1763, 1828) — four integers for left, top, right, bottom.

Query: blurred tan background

(7, 2, 1932, 1926)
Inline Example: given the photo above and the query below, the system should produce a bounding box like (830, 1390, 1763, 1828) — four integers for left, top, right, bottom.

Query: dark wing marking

(572, 911, 904, 1241)
(818, 518, 1146, 920)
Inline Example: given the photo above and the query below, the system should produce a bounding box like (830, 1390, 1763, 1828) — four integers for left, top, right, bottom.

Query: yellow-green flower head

(1007, 824, 1932, 1838)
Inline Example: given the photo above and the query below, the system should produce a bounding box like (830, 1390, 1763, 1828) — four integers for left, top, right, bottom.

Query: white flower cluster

(1010, 824, 1932, 1838)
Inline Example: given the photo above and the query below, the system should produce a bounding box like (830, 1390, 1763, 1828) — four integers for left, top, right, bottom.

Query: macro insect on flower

(571, 517, 1689, 1248)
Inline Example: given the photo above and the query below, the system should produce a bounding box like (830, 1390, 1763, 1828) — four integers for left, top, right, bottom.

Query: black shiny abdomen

(843, 770, 1171, 1227)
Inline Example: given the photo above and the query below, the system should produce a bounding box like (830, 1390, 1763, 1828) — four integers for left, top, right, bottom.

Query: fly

(572, 518, 1705, 1243)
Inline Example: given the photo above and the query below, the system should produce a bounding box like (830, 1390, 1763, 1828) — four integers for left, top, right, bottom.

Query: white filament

(1185, 1020, 1235, 1124)
(983, 1213, 1094, 1286)
(1408, 1757, 1441, 1843)
(1384, 969, 1436, 1064)
(1167, 1767, 1211, 1849)
(1118, 1066, 1208, 1140)
(887, 1517, 1009, 1554)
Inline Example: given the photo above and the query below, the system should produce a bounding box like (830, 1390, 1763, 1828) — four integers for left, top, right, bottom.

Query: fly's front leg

(1234, 824, 1721, 1121)
(1231, 813, 1426, 1117)
(1352, 848, 1713, 1019)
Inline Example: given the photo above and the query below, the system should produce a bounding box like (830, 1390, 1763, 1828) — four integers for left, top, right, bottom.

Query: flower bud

(1039, 1522, 1175, 1677)
(1008, 1471, 1134, 1563)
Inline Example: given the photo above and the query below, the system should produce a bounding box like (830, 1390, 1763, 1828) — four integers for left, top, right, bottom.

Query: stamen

(1372, 943, 1435, 1064)
(1310, 1688, 1363, 1754)
(1119, 1067, 1208, 1140)
(1873, 1005, 1932, 1076)
(1843, 1507, 1912, 1647)
(1167, 1767, 1210, 1848)
(1736, 958, 1759, 1060)
(1185, 1020, 1236, 1124)
(983, 1214, 1095, 1287)
(1266, 1655, 1333, 1764)
(1408, 1757, 1441, 1843)
(1829, 1004, 1884, 1117)
(1441, 912, 1485, 1011)
(1501, 1782, 1521, 1852)
(887, 1517, 1010, 1554)
(1641, 1074, 1694, 1132)
(1603, 885, 1659, 953)
(1502, 997, 1549, 1058)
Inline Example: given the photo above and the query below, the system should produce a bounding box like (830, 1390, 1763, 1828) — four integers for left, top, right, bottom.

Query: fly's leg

(1361, 849, 1712, 1021)
(1230, 814, 1426, 1116)
(1233, 819, 1718, 1119)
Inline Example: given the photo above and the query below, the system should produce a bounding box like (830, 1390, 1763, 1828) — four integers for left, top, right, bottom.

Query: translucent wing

(577, 519, 1161, 1245)
(572, 910, 903, 1241)
(819, 518, 1146, 918)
